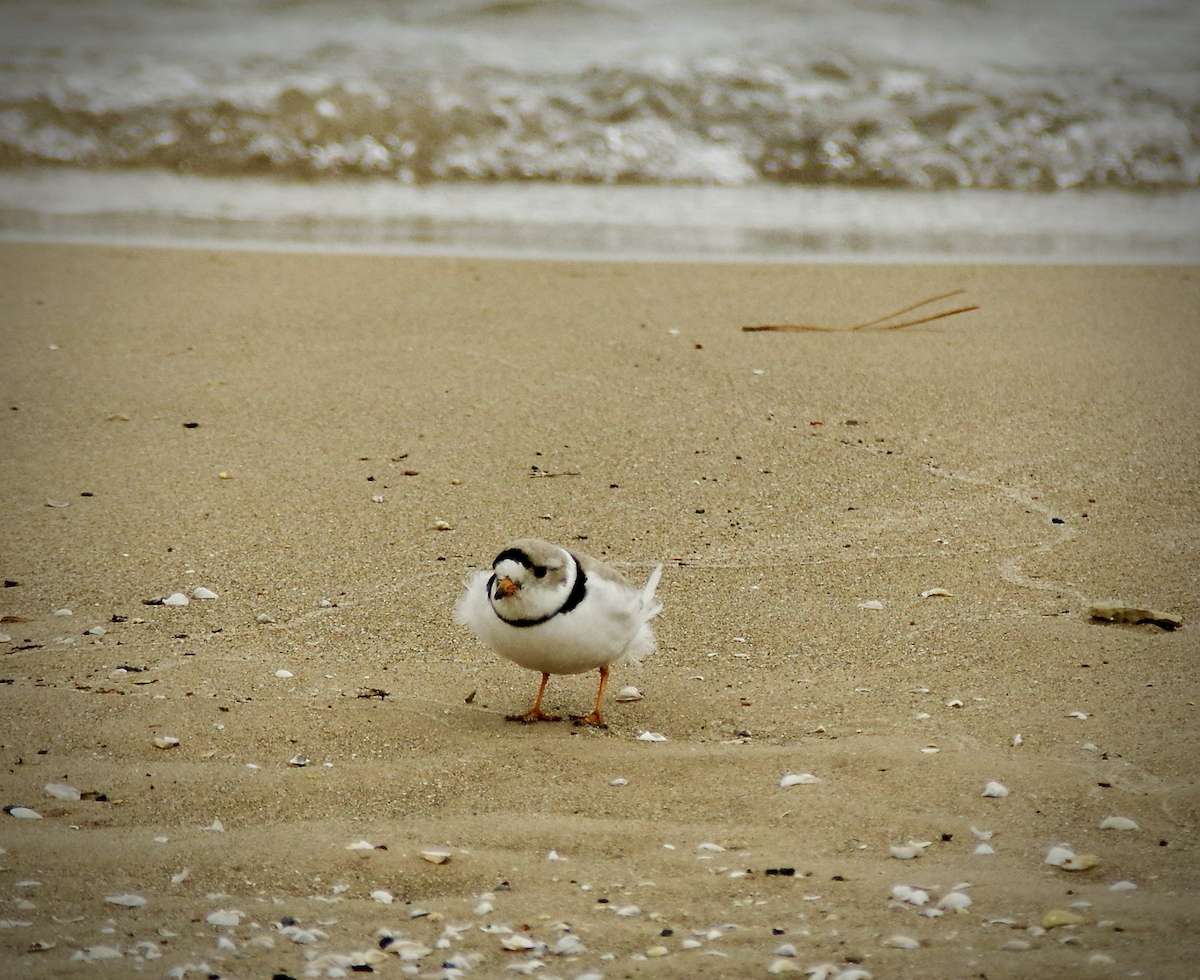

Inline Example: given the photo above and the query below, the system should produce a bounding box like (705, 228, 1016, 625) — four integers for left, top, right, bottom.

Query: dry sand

(0, 243, 1197, 979)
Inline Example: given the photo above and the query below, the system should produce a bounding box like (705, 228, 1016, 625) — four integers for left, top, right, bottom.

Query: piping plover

(454, 539, 662, 726)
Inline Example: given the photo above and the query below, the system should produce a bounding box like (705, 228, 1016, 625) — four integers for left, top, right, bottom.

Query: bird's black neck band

(491, 553, 587, 628)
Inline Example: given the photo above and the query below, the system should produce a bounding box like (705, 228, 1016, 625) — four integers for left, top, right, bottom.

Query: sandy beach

(1, 242, 1197, 979)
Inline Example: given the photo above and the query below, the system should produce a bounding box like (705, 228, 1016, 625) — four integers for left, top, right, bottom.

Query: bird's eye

(533, 565, 547, 578)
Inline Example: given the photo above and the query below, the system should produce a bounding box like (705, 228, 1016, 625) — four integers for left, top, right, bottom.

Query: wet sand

(0, 243, 1197, 978)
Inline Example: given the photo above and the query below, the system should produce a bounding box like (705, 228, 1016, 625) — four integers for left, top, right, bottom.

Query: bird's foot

(505, 708, 562, 724)
(570, 712, 608, 729)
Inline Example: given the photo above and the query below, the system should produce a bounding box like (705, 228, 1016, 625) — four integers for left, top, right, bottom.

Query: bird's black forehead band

(494, 547, 535, 570)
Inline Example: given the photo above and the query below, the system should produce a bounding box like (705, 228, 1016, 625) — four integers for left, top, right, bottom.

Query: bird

(454, 539, 662, 726)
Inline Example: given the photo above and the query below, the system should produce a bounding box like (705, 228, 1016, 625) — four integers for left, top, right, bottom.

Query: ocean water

(2, 0, 1198, 260)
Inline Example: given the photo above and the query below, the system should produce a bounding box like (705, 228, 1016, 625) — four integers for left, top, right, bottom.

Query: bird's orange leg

(506, 672, 562, 723)
(572, 666, 609, 728)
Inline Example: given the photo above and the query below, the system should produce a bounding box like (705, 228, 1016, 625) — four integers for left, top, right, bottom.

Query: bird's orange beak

(494, 576, 519, 598)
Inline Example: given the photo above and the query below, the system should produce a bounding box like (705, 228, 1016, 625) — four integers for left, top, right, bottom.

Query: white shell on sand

(780, 773, 821, 787)
(982, 781, 1010, 797)
(891, 885, 929, 905)
(275, 669, 293, 678)
(105, 893, 147, 907)
(206, 910, 241, 926)
(1044, 845, 1076, 866)
(163, 592, 189, 606)
(971, 827, 994, 840)
(882, 934, 920, 949)
(1099, 816, 1139, 830)
(44, 783, 80, 800)
(636, 731, 667, 742)
(974, 843, 995, 855)
(419, 850, 450, 864)
(857, 600, 884, 610)
(370, 889, 394, 903)
(345, 840, 375, 850)
(1110, 880, 1137, 891)
(767, 958, 802, 974)
(615, 685, 644, 701)
(192, 586, 218, 600)
(937, 891, 973, 910)
(153, 736, 180, 749)
(6, 807, 41, 819)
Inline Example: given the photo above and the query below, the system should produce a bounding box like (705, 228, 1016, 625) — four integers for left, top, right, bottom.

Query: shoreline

(3, 171, 1200, 263)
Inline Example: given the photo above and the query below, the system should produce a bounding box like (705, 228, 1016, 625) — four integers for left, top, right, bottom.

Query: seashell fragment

(192, 587, 218, 600)
(919, 588, 954, 597)
(206, 910, 241, 926)
(774, 943, 798, 957)
(170, 869, 189, 884)
(882, 935, 920, 949)
(889, 842, 928, 860)
(1061, 853, 1099, 871)
(6, 806, 42, 819)
(71, 946, 122, 961)
(105, 893, 147, 907)
(419, 850, 450, 864)
(780, 773, 821, 787)
(274, 669, 293, 678)
(970, 827, 994, 840)
(44, 783, 80, 801)
(203, 818, 224, 831)
(646, 945, 670, 957)
(500, 933, 539, 950)
(891, 885, 928, 906)
(53, 608, 72, 616)
(551, 934, 586, 955)
(1099, 816, 1139, 830)
(982, 781, 1010, 797)
(937, 891, 972, 911)
(1087, 602, 1181, 630)
(615, 685, 644, 701)
(1001, 939, 1032, 951)
(153, 736, 179, 749)
(1109, 880, 1137, 891)
(1044, 845, 1075, 866)
(547, 850, 567, 861)
(345, 840, 375, 850)
(370, 890, 394, 904)
(974, 843, 995, 855)
(610, 778, 629, 786)
(1067, 711, 1089, 719)
(287, 755, 308, 767)
(256, 613, 275, 624)
(768, 957, 802, 973)
(45, 499, 69, 508)
(162, 592, 189, 606)
(615, 905, 641, 916)
(697, 842, 725, 852)
(857, 600, 884, 610)
(1042, 909, 1086, 929)
(637, 730, 667, 742)
(85, 626, 106, 635)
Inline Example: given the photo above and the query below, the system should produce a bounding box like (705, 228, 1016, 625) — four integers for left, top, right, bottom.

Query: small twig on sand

(742, 289, 979, 332)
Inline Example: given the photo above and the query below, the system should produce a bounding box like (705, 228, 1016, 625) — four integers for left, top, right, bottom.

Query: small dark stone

(110, 615, 128, 623)
(80, 492, 93, 497)
(773, 928, 785, 935)
(660, 928, 673, 937)
(1160, 840, 1168, 846)
(183, 422, 199, 428)
(942, 833, 953, 841)
(1051, 517, 1065, 524)
(832, 875, 844, 881)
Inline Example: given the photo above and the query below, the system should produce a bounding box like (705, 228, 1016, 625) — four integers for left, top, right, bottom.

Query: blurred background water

(2, 0, 1198, 260)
